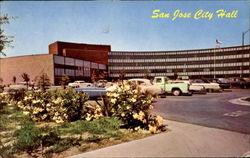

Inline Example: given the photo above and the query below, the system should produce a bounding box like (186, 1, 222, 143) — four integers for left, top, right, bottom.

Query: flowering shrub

(52, 89, 89, 122)
(17, 89, 89, 123)
(82, 103, 104, 121)
(7, 89, 26, 104)
(0, 93, 7, 105)
(104, 81, 166, 133)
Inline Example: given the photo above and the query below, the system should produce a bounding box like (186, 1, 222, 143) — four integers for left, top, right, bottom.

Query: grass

(0, 102, 152, 158)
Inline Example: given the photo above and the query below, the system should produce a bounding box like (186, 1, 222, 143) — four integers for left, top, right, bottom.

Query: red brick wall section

(49, 42, 59, 55)
(49, 41, 110, 64)
(63, 48, 108, 65)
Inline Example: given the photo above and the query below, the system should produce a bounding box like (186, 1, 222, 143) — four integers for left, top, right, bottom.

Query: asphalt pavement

(153, 89, 250, 134)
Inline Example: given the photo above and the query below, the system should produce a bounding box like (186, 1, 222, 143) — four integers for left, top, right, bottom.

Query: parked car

(228, 77, 250, 89)
(9, 82, 28, 90)
(153, 77, 191, 96)
(94, 80, 113, 88)
(206, 78, 232, 89)
(68, 80, 92, 88)
(191, 79, 222, 92)
(128, 78, 164, 96)
(173, 80, 206, 94)
(94, 80, 107, 87)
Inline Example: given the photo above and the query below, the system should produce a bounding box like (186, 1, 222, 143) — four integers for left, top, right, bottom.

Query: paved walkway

(69, 120, 250, 157)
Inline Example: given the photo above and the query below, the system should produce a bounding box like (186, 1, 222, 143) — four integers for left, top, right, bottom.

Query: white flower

(54, 98, 62, 104)
(110, 98, 117, 104)
(23, 111, 30, 115)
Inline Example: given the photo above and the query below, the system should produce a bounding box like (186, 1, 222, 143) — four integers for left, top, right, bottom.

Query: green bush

(40, 125, 61, 147)
(14, 121, 41, 154)
(14, 121, 63, 155)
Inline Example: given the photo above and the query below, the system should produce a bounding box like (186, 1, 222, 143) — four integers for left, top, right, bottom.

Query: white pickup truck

(68, 80, 92, 88)
(173, 80, 206, 94)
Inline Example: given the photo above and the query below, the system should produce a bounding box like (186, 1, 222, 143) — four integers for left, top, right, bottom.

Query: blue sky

(1, 1, 249, 57)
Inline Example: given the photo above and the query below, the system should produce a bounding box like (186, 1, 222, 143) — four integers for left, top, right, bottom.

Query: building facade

(0, 41, 110, 85)
(108, 45, 250, 79)
(0, 54, 55, 85)
(1, 42, 249, 86)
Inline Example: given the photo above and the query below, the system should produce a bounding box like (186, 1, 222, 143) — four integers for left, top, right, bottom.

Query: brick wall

(49, 41, 110, 64)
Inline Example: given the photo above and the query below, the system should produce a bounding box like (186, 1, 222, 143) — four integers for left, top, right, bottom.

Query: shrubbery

(14, 121, 61, 156)
(109, 82, 166, 133)
(5, 81, 166, 133)
(94, 81, 166, 133)
(17, 89, 89, 123)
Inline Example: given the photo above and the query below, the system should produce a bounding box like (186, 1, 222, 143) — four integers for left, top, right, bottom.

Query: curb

(229, 97, 250, 106)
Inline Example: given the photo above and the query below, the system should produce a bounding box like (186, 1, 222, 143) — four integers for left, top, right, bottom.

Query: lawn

(0, 102, 152, 158)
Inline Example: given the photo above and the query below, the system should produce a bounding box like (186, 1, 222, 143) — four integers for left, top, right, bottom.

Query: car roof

(128, 78, 150, 81)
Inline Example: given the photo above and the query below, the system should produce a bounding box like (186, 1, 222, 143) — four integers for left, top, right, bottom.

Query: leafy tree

(12, 76, 16, 84)
(143, 69, 151, 79)
(61, 74, 70, 89)
(119, 70, 126, 81)
(91, 70, 98, 83)
(37, 73, 51, 91)
(21, 72, 30, 89)
(91, 70, 108, 83)
(0, 14, 16, 56)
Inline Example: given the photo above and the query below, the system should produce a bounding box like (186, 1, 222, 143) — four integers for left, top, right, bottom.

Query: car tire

(172, 89, 181, 96)
(207, 89, 213, 93)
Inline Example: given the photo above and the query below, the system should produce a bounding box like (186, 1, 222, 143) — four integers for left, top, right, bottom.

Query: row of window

(55, 68, 91, 77)
(109, 54, 250, 63)
(109, 46, 250, 56)
(109, 62, 250, 70)
(54, 55, 107, 70)
(110, 69, 250, 77)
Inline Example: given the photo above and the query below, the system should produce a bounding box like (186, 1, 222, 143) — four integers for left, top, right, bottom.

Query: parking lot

(153, 89, 250, 134)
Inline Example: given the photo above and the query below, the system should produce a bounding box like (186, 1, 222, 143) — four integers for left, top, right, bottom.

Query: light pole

(242, 29, 250, 46)
(241, 29, 250, 77)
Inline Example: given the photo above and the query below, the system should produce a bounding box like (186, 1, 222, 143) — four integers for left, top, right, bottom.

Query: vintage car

(191, 79, 222, 92)
(128, 78, 164, 96)
(227, 77, 250, 89)
(206, 78, 232, 89)
(68, 80, 92, 88)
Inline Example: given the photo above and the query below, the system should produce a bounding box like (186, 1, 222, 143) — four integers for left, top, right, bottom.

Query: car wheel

(207, 89, 213, 93)
(172, 89, 181, 96)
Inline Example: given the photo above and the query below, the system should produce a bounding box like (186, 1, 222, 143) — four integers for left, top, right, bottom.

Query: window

(65, 69, 75, 76)
(84, 61, 90, 68)
(75, 59, 83, 67)
(55, 68, 64, 76)
(54, 56, 64, 64)
(99, 64, 106, 70)
(84, 67, 91, 77)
